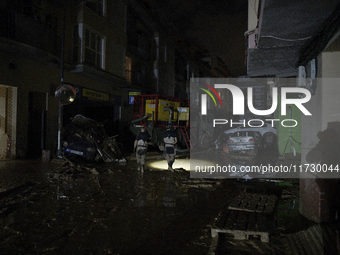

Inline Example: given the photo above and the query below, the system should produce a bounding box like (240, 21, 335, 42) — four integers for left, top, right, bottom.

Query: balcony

(246, 0, 340, 77)
(0, 10, 59, 56)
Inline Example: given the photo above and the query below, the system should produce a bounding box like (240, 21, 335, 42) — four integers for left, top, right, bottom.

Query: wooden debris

(211, 210, 273, 242)
(228, 191, 277, 214)
(212, 191, 278, 243)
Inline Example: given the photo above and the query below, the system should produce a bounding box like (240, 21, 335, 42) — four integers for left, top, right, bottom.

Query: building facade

(0, 0, 228, 159)
(0, 0, 128, 159)
(246, 0, 340, 223)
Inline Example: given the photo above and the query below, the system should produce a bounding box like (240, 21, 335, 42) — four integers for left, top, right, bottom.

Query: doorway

(27, 91, 47, 159)
(0, 85, 17, 159)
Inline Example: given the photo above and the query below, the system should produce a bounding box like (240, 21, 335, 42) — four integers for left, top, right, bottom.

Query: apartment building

(0, 0, 128, 159)
(246, 0, 340, 223)
(0, 0, 227, 159)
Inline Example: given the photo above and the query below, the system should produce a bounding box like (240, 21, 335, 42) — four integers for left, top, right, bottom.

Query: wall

(299, 43, 340, 222)
(248, 0, 259, 31)
(0, 85, 17, 159)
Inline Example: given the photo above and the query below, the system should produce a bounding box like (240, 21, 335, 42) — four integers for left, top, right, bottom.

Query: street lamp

(55, 0, 77, 158)
(55, 84, 76, 158)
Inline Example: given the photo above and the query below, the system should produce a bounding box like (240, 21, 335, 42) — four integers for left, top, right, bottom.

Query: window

(84, 28, 104, 69)
(86, 0, 105, 17)
(125, 56, 132, 83)
(73, 25, 105, 69)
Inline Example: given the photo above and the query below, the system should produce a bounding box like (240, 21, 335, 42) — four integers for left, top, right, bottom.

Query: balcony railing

(0, 9, 59, 56)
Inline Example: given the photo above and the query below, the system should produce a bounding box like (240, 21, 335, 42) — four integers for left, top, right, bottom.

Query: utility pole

(57, 0, 67, 158)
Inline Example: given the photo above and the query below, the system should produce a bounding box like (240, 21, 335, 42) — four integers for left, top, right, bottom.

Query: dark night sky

(147, 0, 248, 77)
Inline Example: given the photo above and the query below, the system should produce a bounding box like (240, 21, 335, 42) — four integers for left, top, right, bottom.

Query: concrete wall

(0, 86, 17, 159)
(299, 45, 340, 223)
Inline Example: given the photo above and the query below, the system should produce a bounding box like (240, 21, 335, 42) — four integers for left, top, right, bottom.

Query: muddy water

(0, 158, 240, 255)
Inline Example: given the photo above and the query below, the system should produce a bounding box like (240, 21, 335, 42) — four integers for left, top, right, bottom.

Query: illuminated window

(86, 0, 105, 17)
(125, 56, 132, 83)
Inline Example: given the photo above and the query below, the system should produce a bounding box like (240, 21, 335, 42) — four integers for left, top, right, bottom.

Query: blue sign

(129, 96, 135, 104)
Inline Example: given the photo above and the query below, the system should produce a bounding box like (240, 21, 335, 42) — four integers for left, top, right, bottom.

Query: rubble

(1, 159, 336, 254)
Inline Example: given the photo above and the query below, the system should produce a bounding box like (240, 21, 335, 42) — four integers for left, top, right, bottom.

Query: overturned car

(62, 115, 122, 163)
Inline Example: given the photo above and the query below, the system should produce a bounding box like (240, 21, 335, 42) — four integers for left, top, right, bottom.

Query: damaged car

(62, 115, 122, 163)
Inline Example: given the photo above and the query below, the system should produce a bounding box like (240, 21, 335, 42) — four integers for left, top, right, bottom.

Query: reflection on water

(129, 170, 190, 208)
(148, 151, 283, 180)
(147, 158, 198, 171)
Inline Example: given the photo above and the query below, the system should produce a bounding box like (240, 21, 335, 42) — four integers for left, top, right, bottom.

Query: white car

(215, 123, 277, 150)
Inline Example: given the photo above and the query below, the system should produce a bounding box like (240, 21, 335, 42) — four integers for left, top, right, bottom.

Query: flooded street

(2, 150, 334, 254)
(0, 154, 244, 255)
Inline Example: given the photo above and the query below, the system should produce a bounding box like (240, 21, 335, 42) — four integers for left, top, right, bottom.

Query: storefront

(0, 85, 17, 160)
(63, 86, 121, 137)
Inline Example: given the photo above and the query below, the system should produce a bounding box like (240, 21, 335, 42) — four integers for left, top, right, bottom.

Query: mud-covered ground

(0, 151, 318, 255)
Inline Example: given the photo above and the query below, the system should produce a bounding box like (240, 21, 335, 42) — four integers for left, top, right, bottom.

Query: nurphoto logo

(200, 84, 312, 116)
(196, 82, 312, 128)
(196, 82, 222, 115)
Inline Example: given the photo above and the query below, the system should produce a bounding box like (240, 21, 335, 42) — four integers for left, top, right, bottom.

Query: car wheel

(263, 132, 277, 148)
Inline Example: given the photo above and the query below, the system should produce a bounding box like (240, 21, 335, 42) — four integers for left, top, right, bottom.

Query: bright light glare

(147, 158, 217, 171)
